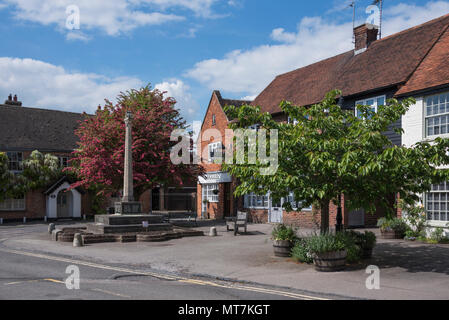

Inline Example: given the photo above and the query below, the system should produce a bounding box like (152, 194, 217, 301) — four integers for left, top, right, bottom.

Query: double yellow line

(0, 248, 328, 300)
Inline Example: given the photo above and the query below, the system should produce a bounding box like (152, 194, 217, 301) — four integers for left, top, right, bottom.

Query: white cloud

(3, 0, 225, 37)
(0, 57, 143, 113)
(141, 0, 220, 18)
(66, 31, 91, 42)
(382, 1, 449, 35)
(186, 17, 354, 96)
(186, 1, 449, 97)
(155, 79, 200, 119)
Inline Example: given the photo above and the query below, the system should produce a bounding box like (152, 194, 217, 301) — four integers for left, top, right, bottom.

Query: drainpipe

(336, 194, 343, 232)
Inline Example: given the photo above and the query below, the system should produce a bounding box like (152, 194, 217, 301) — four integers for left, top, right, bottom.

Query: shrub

(350, 230, 377, 249)
(377, 217, 408, 235)
(428, 228, 448, 244)
(335, 232, 362, 263)
(291, 239, 313, 264)
(399, 200, 427, 238)
(271, 224, 298, 242)
(307, 233, 346, 255)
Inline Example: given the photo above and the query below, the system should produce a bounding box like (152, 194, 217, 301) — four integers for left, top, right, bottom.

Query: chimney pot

(354, 23, 379, 54)
(4, 94, 22, 106)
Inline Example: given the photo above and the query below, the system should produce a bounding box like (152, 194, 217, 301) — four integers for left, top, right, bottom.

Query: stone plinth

(115, 201, 142, 215)
(95, 214, 163, 225)
(86, 222, 172, 234)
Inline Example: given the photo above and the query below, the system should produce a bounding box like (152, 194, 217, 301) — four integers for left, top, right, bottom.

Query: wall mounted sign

(198, 172, 232, 184)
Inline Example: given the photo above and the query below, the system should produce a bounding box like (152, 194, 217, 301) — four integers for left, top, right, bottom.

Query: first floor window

(0, 197, 26, 211)
(426, 181, 449, 222)
(7, 151, 23, 172)
(355, 95, 386, 119)
(244, 193, 269, 209)
(425, 92, 449, 137)
(203, 184, 219, 203)
(59, 156, 69, 168)
(208, 142, 222, 163)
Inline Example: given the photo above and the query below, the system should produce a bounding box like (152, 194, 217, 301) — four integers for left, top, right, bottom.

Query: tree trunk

(320, 200, 330, 234)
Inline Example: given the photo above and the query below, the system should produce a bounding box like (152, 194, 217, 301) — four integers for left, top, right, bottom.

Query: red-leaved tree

(67, 85, 202, 199)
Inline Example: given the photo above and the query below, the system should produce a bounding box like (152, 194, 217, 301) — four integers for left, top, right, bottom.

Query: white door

(269, 197, 283, 223)
(348, 208, 365, 227)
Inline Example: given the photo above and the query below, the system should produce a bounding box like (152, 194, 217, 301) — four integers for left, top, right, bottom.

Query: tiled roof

(214, 90, 251, 109)
(0, 104, 87, 152)
(397, 24, 449, 96)
(253, 14, 449, 114)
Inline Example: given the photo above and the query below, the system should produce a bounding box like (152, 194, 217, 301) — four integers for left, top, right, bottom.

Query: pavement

(1, 221, 449, 300)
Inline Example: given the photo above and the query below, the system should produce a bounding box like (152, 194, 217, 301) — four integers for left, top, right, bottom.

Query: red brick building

(0, 95, 196, 221)
(197, 14, 449, 229)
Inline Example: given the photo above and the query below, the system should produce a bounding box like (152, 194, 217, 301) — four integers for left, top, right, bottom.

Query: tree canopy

(223, 90, 449, 233)
(67, 85, 203, 198)
(0, 150, 62, 201)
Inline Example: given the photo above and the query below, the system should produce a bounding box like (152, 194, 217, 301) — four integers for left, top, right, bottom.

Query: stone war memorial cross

(115, 111, 144, 215)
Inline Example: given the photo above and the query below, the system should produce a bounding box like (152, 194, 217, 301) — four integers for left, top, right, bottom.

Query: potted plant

(377, 217, 407, 239)
(353, 231, 377, 259)
(271, 224, 298, 257)
(307, 233, 347, 272)
(212, 189, 219, 195)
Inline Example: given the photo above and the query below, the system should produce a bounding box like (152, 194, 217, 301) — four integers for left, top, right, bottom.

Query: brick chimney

(354, 23, 379, 54)
(4, 94, 22, 106)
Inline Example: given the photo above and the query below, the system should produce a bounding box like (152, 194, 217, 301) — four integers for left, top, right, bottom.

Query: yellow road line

(0, 248, 329, 300)
(44, 278, 65, 284)
(91, 288, 131, 298)
(5, 279, 40, 285)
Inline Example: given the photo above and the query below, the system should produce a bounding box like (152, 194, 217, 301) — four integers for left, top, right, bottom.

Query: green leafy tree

(0, 152, 11, 201)
(21, 150, 62, 190)
(0, 151, 62, 201)
(224, 90, 449, 233)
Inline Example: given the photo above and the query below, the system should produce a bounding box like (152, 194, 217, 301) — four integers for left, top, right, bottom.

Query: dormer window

(355, 95, 386, 118)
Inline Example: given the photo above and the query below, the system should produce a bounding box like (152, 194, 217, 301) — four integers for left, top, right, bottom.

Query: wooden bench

(226, 211, 248, 236)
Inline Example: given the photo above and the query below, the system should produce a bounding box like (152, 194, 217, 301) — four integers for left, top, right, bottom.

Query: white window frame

(286, 192, 313, 211)
(244, 193, 269, 209)
(208, 142, 222, 163)
(202, 184, 219, 203)
(355, 95, 386, 118)
(59, 156, 69, 168)
(425, 181, 449, 223)
(424, 92, 449, 138)
(0, 197, 26, 211)
(7, 151, 23, 172)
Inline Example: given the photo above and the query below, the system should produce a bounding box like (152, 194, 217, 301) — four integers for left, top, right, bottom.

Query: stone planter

(312, 250, 347, 272)
(273, 240, 293, 257)
(381, 229, 404, 239)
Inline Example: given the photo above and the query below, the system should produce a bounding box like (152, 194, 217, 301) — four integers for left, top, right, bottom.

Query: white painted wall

(402, 97, 424, 148)
(46, 182, 82, 218)
(402, 96, 449, 230)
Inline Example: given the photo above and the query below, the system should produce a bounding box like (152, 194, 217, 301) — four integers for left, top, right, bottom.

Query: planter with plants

(307, 233, 347, 272)
(351, 231, 377, 259)
(271, 224, 298, 257)
(377, 217, 408, 239)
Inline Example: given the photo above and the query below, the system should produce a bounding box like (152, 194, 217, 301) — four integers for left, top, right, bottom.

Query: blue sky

(0, 0, 448, 126)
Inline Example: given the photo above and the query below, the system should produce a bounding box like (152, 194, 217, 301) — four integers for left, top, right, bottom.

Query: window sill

(427, 221, 449, 228)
